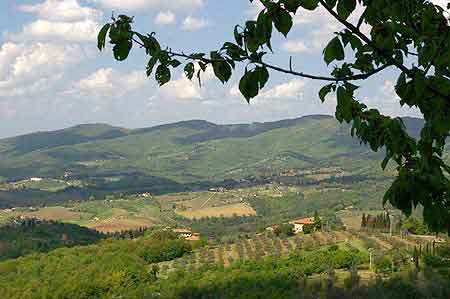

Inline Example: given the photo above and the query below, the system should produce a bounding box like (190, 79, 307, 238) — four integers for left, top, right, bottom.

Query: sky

(0, 0, 445, 138)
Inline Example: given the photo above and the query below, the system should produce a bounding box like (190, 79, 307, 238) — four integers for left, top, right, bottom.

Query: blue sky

(0, 0, 440, 138)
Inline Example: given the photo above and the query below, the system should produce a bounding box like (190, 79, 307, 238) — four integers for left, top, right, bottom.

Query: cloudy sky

(1, 0, 444, 138)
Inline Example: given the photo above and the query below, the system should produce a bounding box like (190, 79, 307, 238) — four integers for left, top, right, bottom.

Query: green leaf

(256, 66, 269, 89)
(234, 25, 243, 47)
(336, 85, 353, 123)
(299, 0, 319, 10)
(213, 60, 232, 83)
(146, 56, 158, 77)
(239, 70, 259, 102)
(282, 0, 301, 13)
(325, 0, 337, 8)
(272, 8, 293, 37)
(337, 0, 356, 20)
(198, 61, 207, 72)
(155, 65, 171, 86)
(169, 59, 181, 68)
(381, 155, 391, 170)
(323, 37, 344, 65)
(256, 11, 273, 49)
(319, 84, 333, 102)
(184, 63, 195, 80)
(347, 35, 362, 50)
(97, 23, 110, 51)
(112, 40, 132, 61)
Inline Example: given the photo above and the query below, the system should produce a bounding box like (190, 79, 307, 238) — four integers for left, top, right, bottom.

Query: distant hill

(0, 115, 425, 188)
(0, 123, 129, 156)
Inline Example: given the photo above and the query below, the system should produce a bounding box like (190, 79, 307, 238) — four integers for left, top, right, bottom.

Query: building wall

(293, 223, 304, 234)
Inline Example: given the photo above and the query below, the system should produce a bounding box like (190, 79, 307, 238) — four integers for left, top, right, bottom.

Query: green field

(0, 115, 421, 186)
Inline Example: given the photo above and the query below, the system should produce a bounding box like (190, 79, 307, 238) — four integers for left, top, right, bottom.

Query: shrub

(375, 256, 392, 274)
(303, 224, 315, 234)
(274, 223, 294, 237)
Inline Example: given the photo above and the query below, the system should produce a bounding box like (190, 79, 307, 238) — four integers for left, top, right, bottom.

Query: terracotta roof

(290, 217, 315, 225)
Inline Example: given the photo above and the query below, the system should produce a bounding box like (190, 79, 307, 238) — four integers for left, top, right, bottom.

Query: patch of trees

(0, 218, 104, 261)
(401, 217, 430, 235)
(274, 223, 295, 237)
(361, 212, 391, 232)
(105, 227, 148, 240)
(0, 230, 192, 299)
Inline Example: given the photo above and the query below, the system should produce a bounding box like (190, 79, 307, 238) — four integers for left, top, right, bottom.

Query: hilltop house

(209, 187, 226, 193)
(173, 228, 193, 238)
(185, 233, 201, 241)
(172, 228, 201, 241)
(289, 217, 315, 234)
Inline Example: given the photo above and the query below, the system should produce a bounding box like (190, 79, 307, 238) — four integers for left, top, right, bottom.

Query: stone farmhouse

(289, 217, 315, 234)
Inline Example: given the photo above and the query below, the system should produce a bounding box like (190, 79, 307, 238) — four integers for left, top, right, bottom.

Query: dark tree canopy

(98, 0, 450, 233)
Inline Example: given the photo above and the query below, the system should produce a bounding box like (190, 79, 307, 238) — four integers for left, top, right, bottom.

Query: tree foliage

(98, 1, 450, 233)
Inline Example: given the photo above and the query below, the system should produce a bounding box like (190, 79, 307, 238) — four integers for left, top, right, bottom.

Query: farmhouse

(172, 228, 201, 241)
(173, 228, 201, 241)
(289, 217, 315, 234)
(209, 187, 226, 193)
(29, 177, 43, 182)
(185, 233, 201, 241)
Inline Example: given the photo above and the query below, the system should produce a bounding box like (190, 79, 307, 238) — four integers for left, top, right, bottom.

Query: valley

(1, 116, 449, 299)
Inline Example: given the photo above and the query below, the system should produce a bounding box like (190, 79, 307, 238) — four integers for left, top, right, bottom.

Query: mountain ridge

(0, 115, 425, 184)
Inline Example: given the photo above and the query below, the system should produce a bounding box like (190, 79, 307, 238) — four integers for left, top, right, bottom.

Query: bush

(374, 256, 392, 274)
(302, 224, 315, 234)
(139, 239, 191, 263)
(402, 217, 429, 235)
(424, 254, 443, 267)
(274, 223, 294, 237)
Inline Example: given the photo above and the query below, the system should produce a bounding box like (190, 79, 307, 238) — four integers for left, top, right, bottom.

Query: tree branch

(132, 37, 391, 83)
(256, 59, 391, 82)
(318, 0, 450, 100)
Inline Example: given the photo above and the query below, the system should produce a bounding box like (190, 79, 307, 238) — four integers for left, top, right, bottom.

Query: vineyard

(157, 230, 442, 277)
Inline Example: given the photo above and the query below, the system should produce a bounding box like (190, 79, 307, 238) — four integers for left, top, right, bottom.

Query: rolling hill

(0, 115, 424, 185)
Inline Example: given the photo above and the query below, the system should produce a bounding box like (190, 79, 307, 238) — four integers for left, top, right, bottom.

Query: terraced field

(157, 230, 446, 277)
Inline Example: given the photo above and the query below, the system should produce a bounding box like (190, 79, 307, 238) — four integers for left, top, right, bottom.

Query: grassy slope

(0, 115, 413, 182)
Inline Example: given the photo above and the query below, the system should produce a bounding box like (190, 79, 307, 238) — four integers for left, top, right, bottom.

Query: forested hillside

(0, 218, 104, 261)
(0, 116, 424, 183)
(1, 228, 449, 299)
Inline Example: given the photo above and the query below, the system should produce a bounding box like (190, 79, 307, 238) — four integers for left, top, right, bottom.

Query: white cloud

(229, 79, 306, 103)
(159, 77, 202, 99)
(8, 19, 100, 42)
(282, 40, 309, 53)
(246, 1, 265, 18)
(361, 80, 421, 117)
(72, 68, 147, 97)
(182, 16, 209, 31)
(9, 0, 102, 43)
(290, 5, 368, 52)
(431, 0, 449, 11)
(154, 11, 176, 25)
(229, 84, 241, 98)
(19, 0, 101, 22)
(0, 42, 86, 97)
(156, 65, 214, 100)
(92, 0, 204, 11)
(260, 79, 306, 99)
